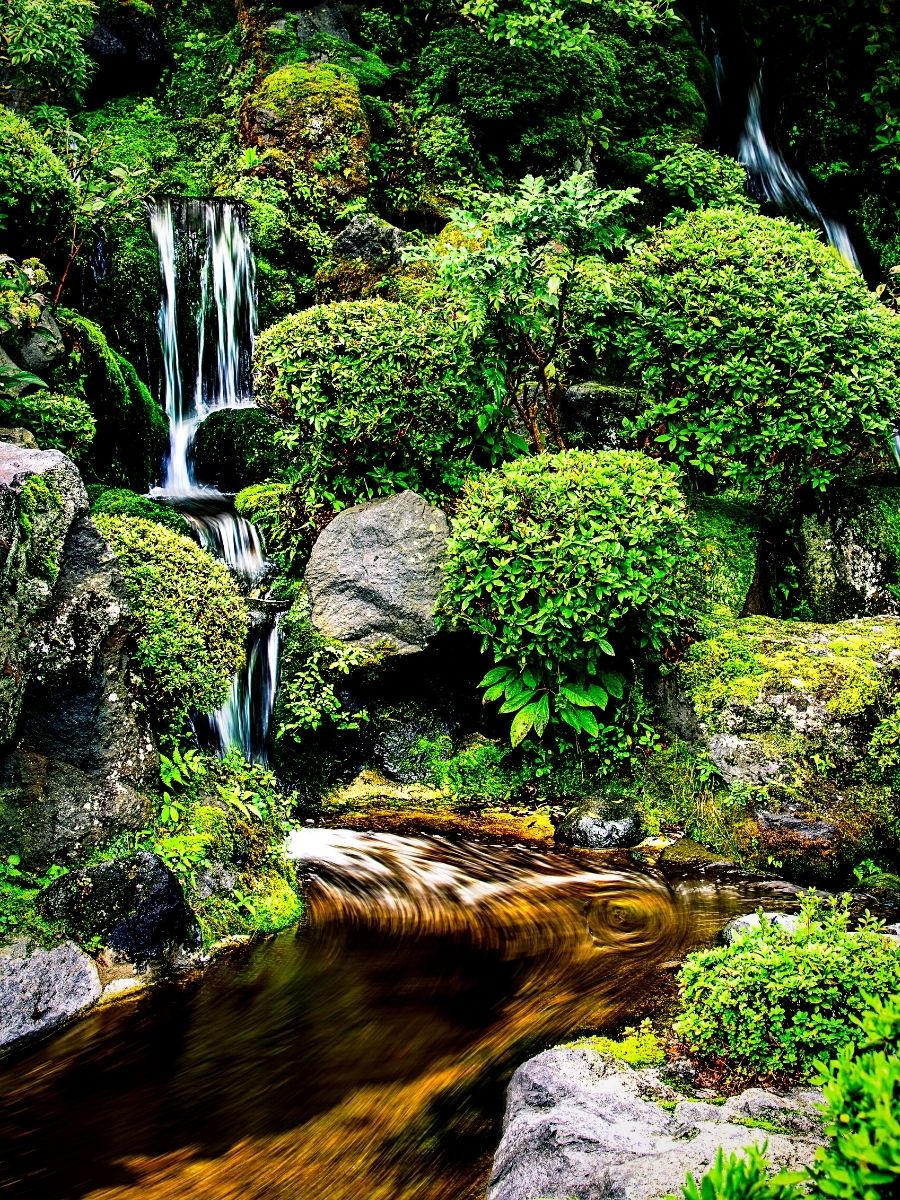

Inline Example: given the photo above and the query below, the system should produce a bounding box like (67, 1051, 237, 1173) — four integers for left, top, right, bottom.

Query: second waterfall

(148, 197, 281, 765)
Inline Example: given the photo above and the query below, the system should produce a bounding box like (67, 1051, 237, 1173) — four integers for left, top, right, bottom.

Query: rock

(707, 732, 787, 785)
(720, 911, 801, 944)
(241, 62, 370, 201)
(756, 809, 838, 847)
(556, 804, 640, 850)
(0, 938, 101, 1052)
(0, 448, 156, 863)
(796, 484, 900, 621)
(305, 489, 449, 655)
(332, 216, 406, 269)
(86, 9, 168, 100)
(0, 428, 38, 449)
(488, 1046, 824, 1200)
(559, 381, 635, 451)
(290, 3, 351, 42)
(370, 699, 456, 783)
(17, 306, 66, 376)
(38, 853, 201, 968)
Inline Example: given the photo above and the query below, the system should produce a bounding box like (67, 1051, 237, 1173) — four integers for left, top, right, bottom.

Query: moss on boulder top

(240, 62, 370, 201)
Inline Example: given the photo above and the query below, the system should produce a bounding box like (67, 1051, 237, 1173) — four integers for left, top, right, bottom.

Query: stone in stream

(555, 804, 641, 850)
(720, 910, 802, 944)
(488, 1046, 824, 1200)
(305, 489, 450, 655)
(38, 852, 201, 968)
(0, 939, 101, 1051)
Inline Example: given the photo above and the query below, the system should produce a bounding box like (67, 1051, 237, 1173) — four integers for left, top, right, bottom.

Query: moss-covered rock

(679, 498, 762, 619)
(795, 484, 900, 621)
(190, 407, 283, 492)
(240, 62, 371, 201)
(656, 614, 900, 880)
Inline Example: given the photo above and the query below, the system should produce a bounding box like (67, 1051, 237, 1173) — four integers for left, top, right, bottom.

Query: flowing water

(0, 831, 798, 1200)
(146, 198, 277, 763)
(737, 73, 861, 269)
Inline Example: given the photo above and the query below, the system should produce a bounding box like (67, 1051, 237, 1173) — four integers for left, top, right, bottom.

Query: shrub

(440, 449, 693, 745)
(645, 146, 755, 216)
(0, 109, 76, 263)
(604, 209, 900, 507)
(0, 390, 95, 459)
(253, 299, 487, 519)
(0, 0, 96, 108)
(675, 893, 900, 1082)
(89, 488, 191, 537)
(811, 996, 900, 1199)
(93, 515, 248, 732)
(671, 1145, 803, 1200)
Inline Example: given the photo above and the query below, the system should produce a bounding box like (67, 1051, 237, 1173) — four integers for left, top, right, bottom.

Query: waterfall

(738, 73, 861, 270)
(148, 197, 279, 765)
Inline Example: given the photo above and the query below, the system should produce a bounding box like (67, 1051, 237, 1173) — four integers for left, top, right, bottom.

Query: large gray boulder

(489, 1046, 824, 1200)
(305, 489, 449, 655)
(0, 443, 156, 864)
(0, 938, 101, 1051)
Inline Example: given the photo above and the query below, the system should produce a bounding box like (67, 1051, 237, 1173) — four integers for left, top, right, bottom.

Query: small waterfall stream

(148, 198, 280, 764)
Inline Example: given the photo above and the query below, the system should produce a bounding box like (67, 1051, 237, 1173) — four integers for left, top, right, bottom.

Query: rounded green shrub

(253, 299, 486, 517)
(90, 488, 191, 537)
(605, 209, 900, 506)
(441, 449, 693, 745)
(645, 146, 755, 215)
(93, 515, 248, 731)
(0, 109, 76, 263)
(675, 893, 900, 1081)
(0, 390, 95, 459)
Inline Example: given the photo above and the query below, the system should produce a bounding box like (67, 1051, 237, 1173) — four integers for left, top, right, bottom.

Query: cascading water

(148, 197, 279, 764)
(738, 73, 861, 270)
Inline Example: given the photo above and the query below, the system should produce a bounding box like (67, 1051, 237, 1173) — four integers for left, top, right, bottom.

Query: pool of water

(0, 831, 796, 1200)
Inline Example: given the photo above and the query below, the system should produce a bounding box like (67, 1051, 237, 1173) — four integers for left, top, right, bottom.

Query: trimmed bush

(89, 488, 191, 537)
(675, 893, 900, 1082)
(94, 515, 248, 731)
(253, 299, 486, 518)
(440, 449, 693, 746)
(0, 390, 95, 459)
(605, 209, 900, 506)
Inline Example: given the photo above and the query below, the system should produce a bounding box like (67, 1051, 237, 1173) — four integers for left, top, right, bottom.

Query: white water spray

(738, 73, 861, 270)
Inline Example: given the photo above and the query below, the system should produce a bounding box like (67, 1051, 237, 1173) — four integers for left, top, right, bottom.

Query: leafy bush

(810, 996, 900, 1199)
(0, 390, 95, 459)
(0, 0, 96, 107)
(253, 299, 487, 520)
(671, 1145, 803, 1200)
(645, 146, 755, 216)
(0, 108, 76, 262)
(441, 449, 693, 745)
(89, 488, 191, 537)
(604, 209, 900, 506)
(93, 515, 248, 732)
(675, 893, 900, 1082)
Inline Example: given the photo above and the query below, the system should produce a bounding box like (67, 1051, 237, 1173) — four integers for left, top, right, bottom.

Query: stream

(0, 831, 797, 1200)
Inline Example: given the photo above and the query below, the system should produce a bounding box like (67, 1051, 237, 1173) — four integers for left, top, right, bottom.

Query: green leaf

(510, 705, 536, 746)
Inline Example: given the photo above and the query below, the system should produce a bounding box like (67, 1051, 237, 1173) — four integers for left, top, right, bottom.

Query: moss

(90, 489, 191, 537)
(241, 63, 371, 201)
(678, 497, 761, 619)
(680, 616, 900, 729)
(566, 1020, 666, 1067)
(0, 391, 96, 461)
(18, 474, 63, 581)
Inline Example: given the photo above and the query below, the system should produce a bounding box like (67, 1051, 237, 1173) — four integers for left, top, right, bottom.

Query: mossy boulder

(190, 407, 283, 492)
(240, 62, 370, 201)
(659, 614, 900, 879)
(679, 497, 762, 619)
(795, 483, 900, 621)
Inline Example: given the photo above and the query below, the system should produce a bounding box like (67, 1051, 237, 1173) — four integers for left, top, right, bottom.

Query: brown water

(0, 830, 797, 1200)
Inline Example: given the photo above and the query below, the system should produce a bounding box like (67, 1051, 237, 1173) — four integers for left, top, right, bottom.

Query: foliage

(458, 0, 674, 56)
(0, 0, 96, 108)
(0, 390, 95, 459)
(190, 407, 284, 492)
(275, 597, 371, 738)
(0, 108, 76, 263)
(675, 893, 900, 1082)
(670, 1145, 803, 1200)
(427, 172, 635, 452)
(253, 299, 488, 521)
(441, 449, 693, 746)
(0, 853, 67, 945)
(645, 146, 755, 218)
(603, 209, 900, 508)
(811, 995, 900, 1199)
(89, 488, 191, 537)
(93, 515, 248, 733)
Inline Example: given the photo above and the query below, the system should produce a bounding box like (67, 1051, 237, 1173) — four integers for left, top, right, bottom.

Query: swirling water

(0, 831, 797, 1200)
